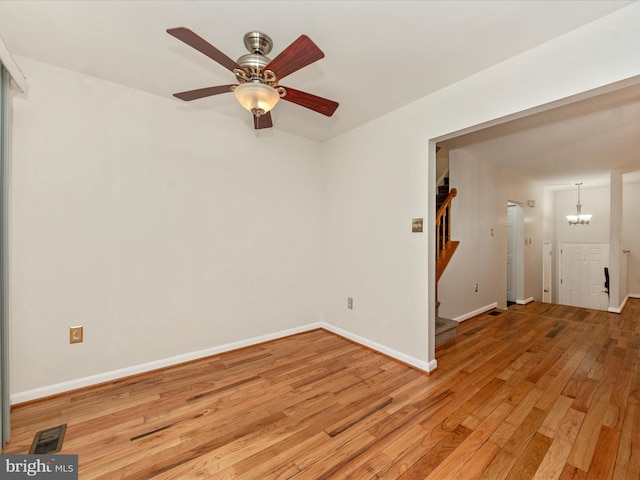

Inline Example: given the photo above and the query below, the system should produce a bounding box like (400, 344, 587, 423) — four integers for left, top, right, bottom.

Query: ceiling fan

(167, 28, 339, 130)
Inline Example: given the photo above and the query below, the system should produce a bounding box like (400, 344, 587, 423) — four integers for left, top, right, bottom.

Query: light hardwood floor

(4, 299, 640, 479)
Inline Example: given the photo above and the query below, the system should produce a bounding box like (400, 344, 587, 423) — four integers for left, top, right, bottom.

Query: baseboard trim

(11, 321, 438, 404)
(608, 294, 634, 313)
(10, 323, 323, 405)
(321, 323, 437, 373)
(516, 297, 534, 305)
(453, 302, 498, 323)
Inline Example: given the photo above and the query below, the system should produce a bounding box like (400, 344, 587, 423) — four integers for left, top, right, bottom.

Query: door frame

(0, 66, 9, 445)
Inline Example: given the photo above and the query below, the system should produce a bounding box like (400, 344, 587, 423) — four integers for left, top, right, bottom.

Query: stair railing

(436, 188, 457, 264)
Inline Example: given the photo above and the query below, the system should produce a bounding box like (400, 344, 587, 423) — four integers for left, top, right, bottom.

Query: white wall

(554, 185, 611, 308)
(9, 57, 324, 398)
(555, 186, 610, 243)
(543, 188, 556, 245)
(553, 185, 610, 303)
(322, 3, 640, 369)
(9, 3, 640, 398)
(552, 181, 640, 305)
(436, 150, 543, 320)
(623, 181, 640, 295)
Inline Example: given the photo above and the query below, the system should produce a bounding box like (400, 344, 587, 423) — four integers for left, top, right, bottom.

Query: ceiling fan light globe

(234, 83, 280, 114)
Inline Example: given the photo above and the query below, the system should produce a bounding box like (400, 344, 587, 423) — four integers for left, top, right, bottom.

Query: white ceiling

(439, 80, 640, 189)
(0, 0, 639, 188)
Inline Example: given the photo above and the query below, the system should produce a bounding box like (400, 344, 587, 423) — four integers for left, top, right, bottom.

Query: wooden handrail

(436, 188, 456, 258)
(436, 188, 457, 220)
(436, 187, 459, 288)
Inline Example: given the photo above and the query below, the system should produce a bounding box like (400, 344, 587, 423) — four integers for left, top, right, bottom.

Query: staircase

(435, 175, 459, 345)
(435, 304, 458, 345)
(436, 175, 451, 209)
(436, 178, 459, 281)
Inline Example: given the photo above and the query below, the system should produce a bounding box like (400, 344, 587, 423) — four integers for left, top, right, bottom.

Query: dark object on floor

(488, 310, 503, 316)
(29, 424, 66, 454)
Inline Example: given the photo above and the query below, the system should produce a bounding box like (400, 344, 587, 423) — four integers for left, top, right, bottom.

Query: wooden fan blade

(254, 111, 273, 129)
(281, 87, 339, 117)
(167, 27, 240, 72)
(264, 35, 324, 80)
(173, 85, 235, 101)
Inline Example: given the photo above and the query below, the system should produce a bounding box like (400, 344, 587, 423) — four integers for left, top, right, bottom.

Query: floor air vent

(29, 424, 67, 454)
(488, 311, 503, 316)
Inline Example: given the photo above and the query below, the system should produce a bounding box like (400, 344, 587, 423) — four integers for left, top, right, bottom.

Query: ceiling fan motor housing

(243, 31, 273, 55)
(234, 32, 277, 85)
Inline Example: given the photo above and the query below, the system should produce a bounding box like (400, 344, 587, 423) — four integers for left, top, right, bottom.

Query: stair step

(435, 317, 458, 345)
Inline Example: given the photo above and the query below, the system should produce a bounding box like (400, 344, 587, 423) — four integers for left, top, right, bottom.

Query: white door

(563, 244, 586, 307)
(507, 205, 515, 302)
(543, 242, 552, 303)
(585, 246, 610, 310)
(560, 243, 609, 310)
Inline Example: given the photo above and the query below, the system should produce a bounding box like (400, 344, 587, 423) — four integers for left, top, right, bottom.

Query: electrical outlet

(347, 297, 353, 310)
(70, 326, 83, 344)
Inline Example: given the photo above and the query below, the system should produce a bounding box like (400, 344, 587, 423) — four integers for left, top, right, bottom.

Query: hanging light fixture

(233, 82, 281, 117)
(566, 182, 592, 225)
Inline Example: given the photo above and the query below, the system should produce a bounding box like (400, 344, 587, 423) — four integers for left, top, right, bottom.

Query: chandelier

(566, 183, 592, 225)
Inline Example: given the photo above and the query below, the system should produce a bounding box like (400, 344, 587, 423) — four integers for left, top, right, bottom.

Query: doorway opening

(507, 202, 524, 307)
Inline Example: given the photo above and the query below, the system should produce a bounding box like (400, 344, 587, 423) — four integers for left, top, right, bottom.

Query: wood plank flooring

(4, 299, 640, 479)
